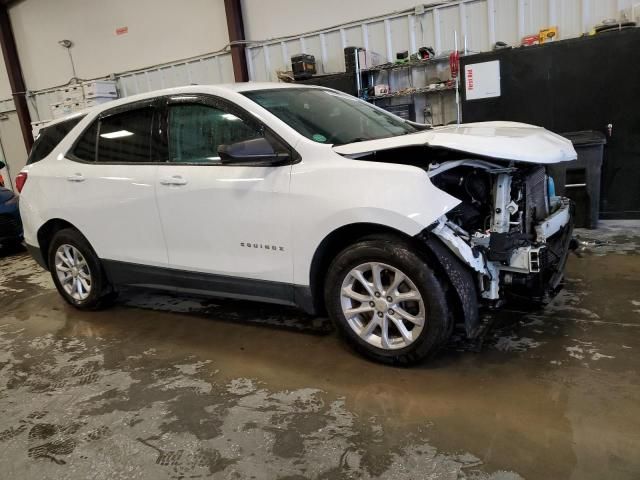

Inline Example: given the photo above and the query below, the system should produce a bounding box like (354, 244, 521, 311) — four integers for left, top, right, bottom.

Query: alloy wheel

(54, 244, 92, 301)
(339, 262, 426, 350)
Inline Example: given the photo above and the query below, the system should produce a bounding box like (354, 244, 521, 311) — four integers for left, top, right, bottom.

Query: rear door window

(28, 115, 85, 164)
(72, 121, 99, 162)
(97, 107, 154, 163)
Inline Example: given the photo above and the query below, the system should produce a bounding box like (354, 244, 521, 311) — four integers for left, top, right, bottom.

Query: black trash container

(548, 131, 607, 229)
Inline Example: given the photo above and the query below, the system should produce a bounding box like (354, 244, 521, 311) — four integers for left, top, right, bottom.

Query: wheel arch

(37, 218, 83, 269)
(307, 222, 480, 339)
(307, 222, 422, 316)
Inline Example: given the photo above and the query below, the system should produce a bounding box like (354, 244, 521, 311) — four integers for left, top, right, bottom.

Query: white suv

(19, 83, 576, 364)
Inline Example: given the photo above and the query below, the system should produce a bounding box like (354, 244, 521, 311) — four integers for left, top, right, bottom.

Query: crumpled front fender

(415, 230, 481, 339)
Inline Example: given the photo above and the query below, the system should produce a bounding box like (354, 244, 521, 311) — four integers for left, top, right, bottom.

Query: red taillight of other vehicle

(15, 171, 28, 193)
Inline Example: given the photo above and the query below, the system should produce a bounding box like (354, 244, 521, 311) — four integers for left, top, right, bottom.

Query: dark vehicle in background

(0, 160, 23, 249)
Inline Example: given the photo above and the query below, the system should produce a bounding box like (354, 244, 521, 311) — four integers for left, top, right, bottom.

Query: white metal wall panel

(417, 11, 437, 52)
(322, 30, 346, 73)
(464, 1, 490, 52)
(1, 0, 634, 118)
(20, 51, 235, 122)
(344, 26, 363, 50)
(557, 0, 584, 38)
(366, 22, 389, 62)
(495, 0, 520, 45)
(522, 0, 550, 38)
(244, 0, 630, 81)
(389, 16, 411, 58)
(439, 5, 463, 52)
(0, 99, 15, 114)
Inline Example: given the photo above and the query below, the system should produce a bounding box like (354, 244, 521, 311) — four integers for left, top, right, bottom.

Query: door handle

(66, 173, 85, 182)
(160, 175, 188, 186)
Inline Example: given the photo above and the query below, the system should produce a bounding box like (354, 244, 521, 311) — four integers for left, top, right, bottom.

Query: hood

(333, 121, 577, 164)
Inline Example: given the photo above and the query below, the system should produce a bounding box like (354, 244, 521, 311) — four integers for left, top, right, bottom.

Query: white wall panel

(366, 22, 389, 63)
(244, 0, 633, 82)
(438, 5, 463, 52)
(522, 0, 549, 37)
(556, 0, 584, 38)
(465, 1, 490, 52)
(389, 16, 411, 58)
(241, 0, 446, 40)
(416, 11, 437, 52)
(0, 0, 634, 113)
(495, 0, 520, 45)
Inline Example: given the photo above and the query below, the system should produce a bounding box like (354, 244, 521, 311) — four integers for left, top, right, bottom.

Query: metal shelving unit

(368, 84, 456, 101)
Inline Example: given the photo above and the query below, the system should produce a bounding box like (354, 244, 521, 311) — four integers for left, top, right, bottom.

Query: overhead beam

(223, 0, 249, 82)
(0, 4, 32, 150)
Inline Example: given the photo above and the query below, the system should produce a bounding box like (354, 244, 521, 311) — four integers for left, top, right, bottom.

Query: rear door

(52, 101, 167, 266)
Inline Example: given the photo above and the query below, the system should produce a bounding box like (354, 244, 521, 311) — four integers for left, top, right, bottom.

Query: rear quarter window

(28, 115, 85, 164)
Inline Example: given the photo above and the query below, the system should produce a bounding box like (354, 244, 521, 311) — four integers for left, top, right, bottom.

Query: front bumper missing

(430, 197, 573, 302)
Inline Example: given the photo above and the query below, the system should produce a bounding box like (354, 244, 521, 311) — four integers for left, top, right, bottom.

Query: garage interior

(1, 1, 640, 479)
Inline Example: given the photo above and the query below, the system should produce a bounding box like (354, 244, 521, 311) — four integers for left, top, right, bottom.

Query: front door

(155, 96, 293, 287)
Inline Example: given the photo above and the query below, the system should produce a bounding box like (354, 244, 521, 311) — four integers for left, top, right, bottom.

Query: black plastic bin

(548, 131, 606, 229)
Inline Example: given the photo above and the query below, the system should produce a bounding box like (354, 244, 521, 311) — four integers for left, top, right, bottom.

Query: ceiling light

(100, 130, 134, 139)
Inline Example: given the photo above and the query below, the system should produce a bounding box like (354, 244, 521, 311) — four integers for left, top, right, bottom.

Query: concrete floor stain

(1, 222, 639, 479)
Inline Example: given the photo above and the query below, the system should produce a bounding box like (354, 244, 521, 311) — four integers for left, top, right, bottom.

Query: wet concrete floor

(0, 221, 639, 479)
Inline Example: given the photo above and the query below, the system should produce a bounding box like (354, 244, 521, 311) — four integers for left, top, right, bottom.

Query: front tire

(325, 237, 450, 366)
(48, 228, 116, 310)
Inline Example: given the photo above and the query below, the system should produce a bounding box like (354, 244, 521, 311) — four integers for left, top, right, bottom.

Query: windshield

(242, 88, 416, 145)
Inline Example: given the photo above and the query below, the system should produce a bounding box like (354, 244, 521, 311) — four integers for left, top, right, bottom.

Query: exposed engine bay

(428, 159, 573, 305)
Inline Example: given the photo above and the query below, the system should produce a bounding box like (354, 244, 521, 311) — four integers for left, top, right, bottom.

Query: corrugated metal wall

(245, 0, 637, 81)
(17, 52, 235, 122)
(0, 0, 637, 120)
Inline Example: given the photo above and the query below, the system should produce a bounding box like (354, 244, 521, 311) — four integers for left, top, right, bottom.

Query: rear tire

(325, 236, 450, 366)
(48, 228, 117, 310)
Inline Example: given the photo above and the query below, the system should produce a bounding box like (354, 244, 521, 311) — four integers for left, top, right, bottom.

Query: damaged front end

(424, 159, 574, 321)
(334, 121, 577, 338)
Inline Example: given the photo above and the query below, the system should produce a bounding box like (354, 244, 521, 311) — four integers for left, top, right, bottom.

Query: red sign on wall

(115, 26, 129, 36)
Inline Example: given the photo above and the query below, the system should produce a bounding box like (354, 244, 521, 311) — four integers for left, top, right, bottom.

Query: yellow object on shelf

(539, 26, 558, 43)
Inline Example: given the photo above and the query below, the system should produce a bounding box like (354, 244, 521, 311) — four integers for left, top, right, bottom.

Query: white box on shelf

(50, 102, 65, 119)
(58, 85, 84, 102)
(64, 99, 84, 112)
(83, 80, 118, 99)
(372, 84, 389, 96)
(51, 100, 83, 119)
(83, 96, 116, 109)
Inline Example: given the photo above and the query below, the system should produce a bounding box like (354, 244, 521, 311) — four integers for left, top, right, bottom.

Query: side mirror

(218, 137, 289, 166)
(0, 161, 5, 169)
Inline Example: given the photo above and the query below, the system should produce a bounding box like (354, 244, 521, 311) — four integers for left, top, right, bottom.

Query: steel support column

(223, 0, 249, 82)
(0, 4, 32, 150)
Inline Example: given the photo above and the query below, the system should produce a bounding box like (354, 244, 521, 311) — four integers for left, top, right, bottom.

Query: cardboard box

(83, 80, 118, 99)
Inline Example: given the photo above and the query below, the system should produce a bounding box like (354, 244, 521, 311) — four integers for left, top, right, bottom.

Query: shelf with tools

(362, 55, 451, 74)
(359, 53, 459, 125)
(368, 84, 456, 100)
